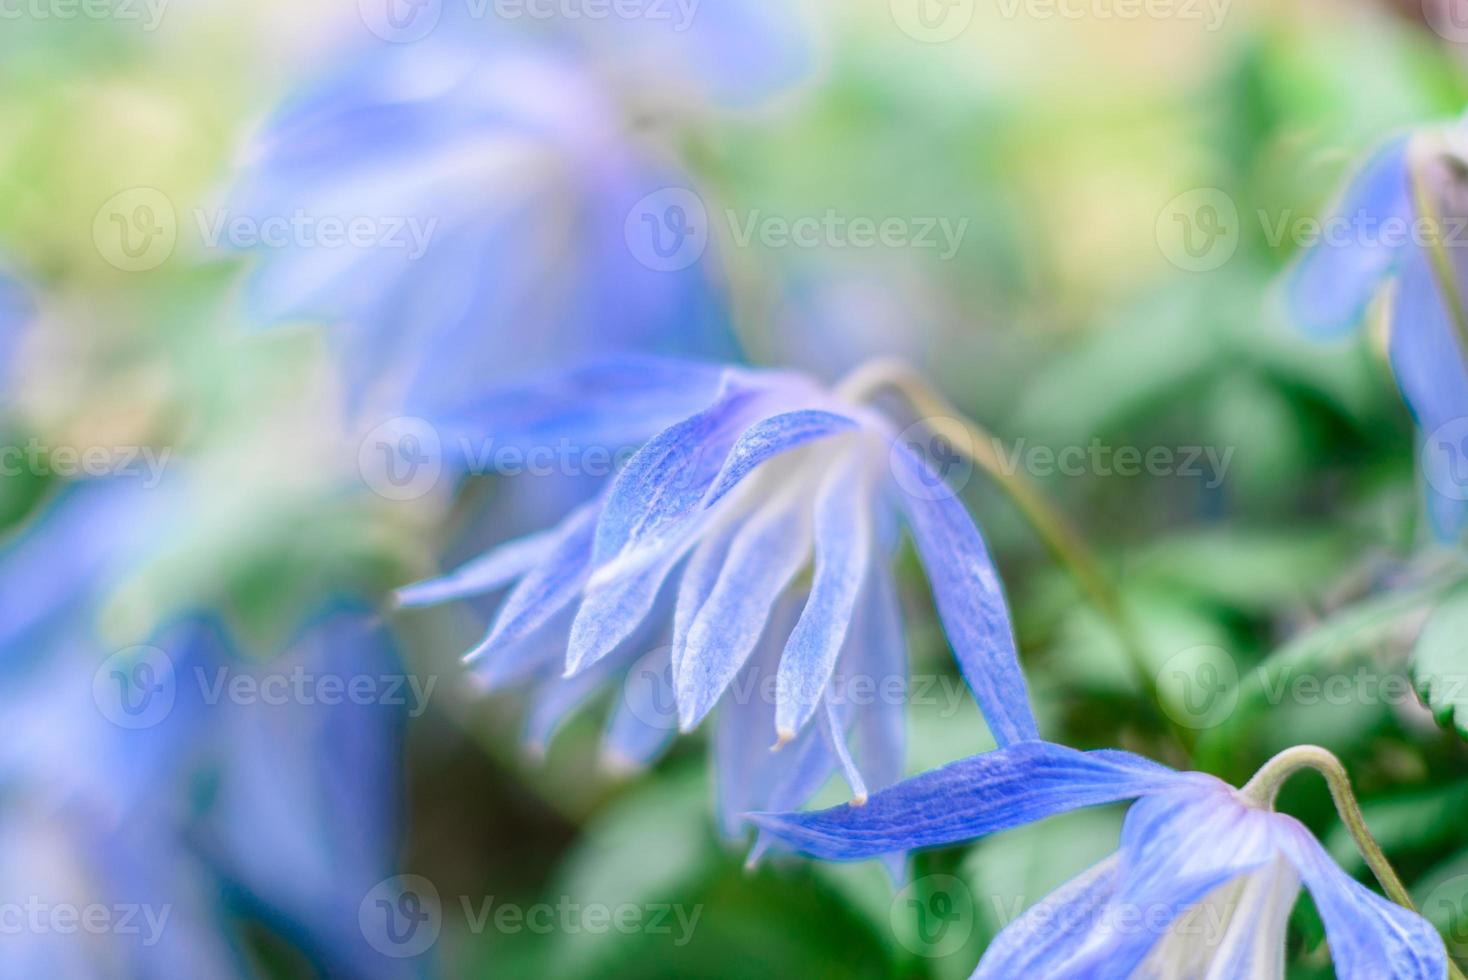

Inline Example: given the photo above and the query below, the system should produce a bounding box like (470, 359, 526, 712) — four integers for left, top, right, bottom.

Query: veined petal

(1286, 136, 1412, 339)
(889, 442, 1038, 746)
(466, 501, 598, 663)
(1135, 856, 1297, 980)
(745, 742, 1184, 862)
(704, 409, 860, 508)
(1275, 816, 1447, 980)
(675, 487, 814, 732)
(1390, 243, 1468, 539)
(394, 527, 559, 607)
(775, 454, 874, 739)
(1057, 787, 1280, 978)
(974, 856, 1122, 979)
(819, 696, 868, 804)
(670, 515, 744, 682)
(565, 538, 689, 676)
(591, 382, 772, 572)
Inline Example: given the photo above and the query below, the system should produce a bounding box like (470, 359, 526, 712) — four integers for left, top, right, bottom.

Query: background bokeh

(3, 0, 1468, 976)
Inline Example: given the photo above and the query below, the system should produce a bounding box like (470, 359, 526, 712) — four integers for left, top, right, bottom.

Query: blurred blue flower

(399, 357, 1036, 832)
(1286, 131, 1468, 540)
(749, 741, 1446, 979)
(229, 28, 746, 430)
(0, 484, 413, 977)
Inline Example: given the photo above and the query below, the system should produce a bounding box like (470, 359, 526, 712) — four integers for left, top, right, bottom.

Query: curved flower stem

(1240, 745, 1464, 977)
(1407, 136, 1468, 376)
(838, 359, 1184, 751)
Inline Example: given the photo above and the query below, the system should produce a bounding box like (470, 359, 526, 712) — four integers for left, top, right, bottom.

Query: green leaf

(1411, 582, 1468, 739)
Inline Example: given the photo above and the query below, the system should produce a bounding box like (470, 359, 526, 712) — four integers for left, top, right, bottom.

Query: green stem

(838, 359, 1185, 753)
(1241, 745, 1467, 980)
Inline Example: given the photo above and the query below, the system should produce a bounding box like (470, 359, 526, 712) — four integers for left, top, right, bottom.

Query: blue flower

(748, 741, 1447, 979)
(399, 357, 1037, 831)
(1286, 131, 1468, 540)
(229, 29, 742, 428)
(0, 484, 413, 977)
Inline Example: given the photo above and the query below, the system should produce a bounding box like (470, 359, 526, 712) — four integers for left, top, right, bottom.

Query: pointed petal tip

(770, 728, 795, 753)
(850, 791, 869, 807)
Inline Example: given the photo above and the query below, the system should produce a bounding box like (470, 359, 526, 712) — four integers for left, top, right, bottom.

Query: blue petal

(889, 442, 1039, 746)
(705, 410, 860, 508)
(845, 563, 907, 801)
(565, 542, 687, 676)
(1389, 243, 1468, 539)
(670, 515, 744, 682)
(394, 526, 558, 607)
(1054, 785, 1279, 976)
(602, 645, 678, 772)
(745, 742, 1183, 861)
(1275, 817, 1447, 980)
(591, 382, 770, 572)
(973, 856, 1121, 979)
(675, 490, 814, 731)
(466, 501, 598, 662)
(525, 646, 634, 755)
(775, 456, 873, 738)
(433, 355, 732, 457)
(1286, 136, 1412, 339)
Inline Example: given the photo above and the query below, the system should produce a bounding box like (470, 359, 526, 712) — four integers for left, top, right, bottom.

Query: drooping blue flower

(748, 741, 1447, 979)
(399, 357, 1037, 831)
(1286, 130, 1468, 540)
(228, 27, 745, 428)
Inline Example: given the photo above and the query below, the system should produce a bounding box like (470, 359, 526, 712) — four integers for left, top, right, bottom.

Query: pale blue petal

(602, 645, 678, 771)
(1275, 817, 1447, 980)
(889, 442, 1038, 746)
(565, 543, 687, 676)
(846, 563, 907, 801)
(675, 492, 813, 731)
(973, 856, 1121, 979)
(1286, 136, 1412, 339)
(524, 646, 634, 755)
(819, 696, 868, 804)
(746, 742, 1183, 861)
(437, 355, 731, 454)
(591, 382, 772, 570)
(775, 457, 873, 738)
(1055, 785, 1278, 976)
(670, 516, 743, 682)
(394, 527, 558, 607)
(705, 410, 859, 507)
(1389, 243, 1468, 539)
(466, 501, 598, 662)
